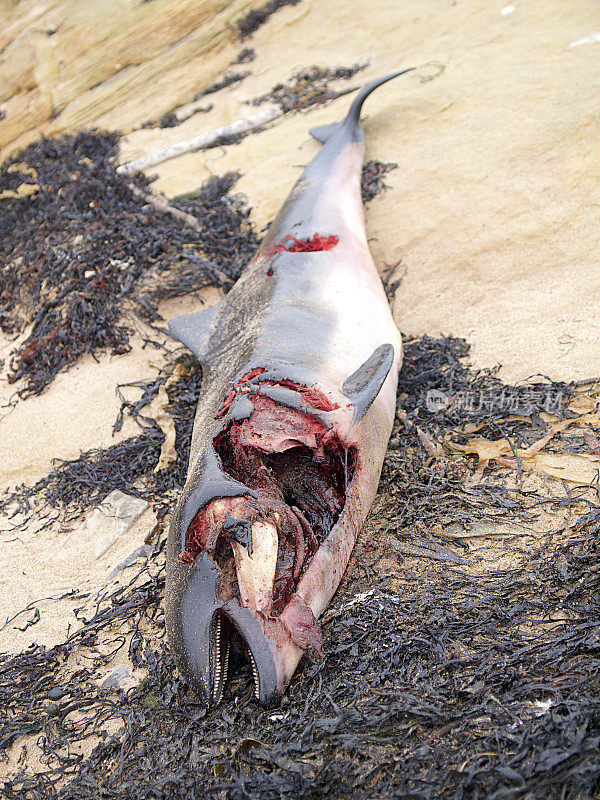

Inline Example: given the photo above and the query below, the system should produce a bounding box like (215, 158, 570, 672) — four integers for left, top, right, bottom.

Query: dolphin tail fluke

(345, 68, 416, 130)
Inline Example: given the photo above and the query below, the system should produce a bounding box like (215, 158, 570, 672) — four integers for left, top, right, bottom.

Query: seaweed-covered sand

(1, 0, 599, 797)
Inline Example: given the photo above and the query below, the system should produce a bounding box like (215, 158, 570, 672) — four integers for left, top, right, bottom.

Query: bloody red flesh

(215, 368, 338, 421)
(253, 233, 339, 265)
(182, 380, 356, 615)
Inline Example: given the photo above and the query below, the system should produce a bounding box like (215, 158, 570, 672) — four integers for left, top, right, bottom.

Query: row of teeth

(212, 615, 260, 703)
(248, 650, 260, 700)
(212, 616, 229, 705)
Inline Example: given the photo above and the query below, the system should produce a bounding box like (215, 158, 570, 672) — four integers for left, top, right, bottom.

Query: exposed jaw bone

(231, 520, 278, 616)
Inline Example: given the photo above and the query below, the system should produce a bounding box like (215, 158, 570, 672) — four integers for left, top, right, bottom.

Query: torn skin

(215, 367, 339, 422)
(255, 232, 339, 264)
(166, 72, 411, 707)
(180, 384, 355, 661)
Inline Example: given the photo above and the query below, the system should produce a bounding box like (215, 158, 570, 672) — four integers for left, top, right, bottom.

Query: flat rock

(99, 664, 136, 692)
(0, 0, 266, 159)
(76, 491, 149, 559)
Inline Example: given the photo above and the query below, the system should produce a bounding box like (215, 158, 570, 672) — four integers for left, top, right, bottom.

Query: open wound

(181, 375, 355, 654)
(258, 233, 339, 266)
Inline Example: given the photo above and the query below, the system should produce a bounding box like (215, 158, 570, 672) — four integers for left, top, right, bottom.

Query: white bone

(231, 521, 278, 616)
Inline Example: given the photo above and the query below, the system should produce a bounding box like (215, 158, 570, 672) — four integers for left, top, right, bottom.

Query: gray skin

(165, 69, 415, 706)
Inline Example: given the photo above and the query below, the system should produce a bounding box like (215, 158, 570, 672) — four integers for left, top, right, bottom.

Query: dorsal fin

(343, 343, 395, 421)
(168, 302, 221, 362)
(311, 68, 416, 145)
(343, 68, 416, 133)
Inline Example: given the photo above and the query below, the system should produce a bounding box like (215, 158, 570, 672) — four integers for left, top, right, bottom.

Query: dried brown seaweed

(2, 337, 599, 800)
(361, 160, 398, 203)
(0, 133, 257, 397)
(236, 0, 302, 40)
(251, 64, 367, 113)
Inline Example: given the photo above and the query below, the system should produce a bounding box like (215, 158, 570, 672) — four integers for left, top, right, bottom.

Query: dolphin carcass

(165, 69, 414, 706)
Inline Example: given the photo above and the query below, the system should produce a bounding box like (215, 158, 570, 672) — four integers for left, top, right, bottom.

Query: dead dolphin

(165, 68, 415, 706)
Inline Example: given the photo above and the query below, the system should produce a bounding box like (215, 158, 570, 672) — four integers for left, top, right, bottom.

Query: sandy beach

(1, 1, 599, 796)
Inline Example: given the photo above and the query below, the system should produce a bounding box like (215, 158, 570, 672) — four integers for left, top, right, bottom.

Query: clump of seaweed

(251, 64, 367, 113)
(0, 133, 257, 397)
(142, 103, 213, 130)
(361, 160, 398, 203)
(236, 0, 302, 40)
(1, 336, 599, 799)
(234, 47, 256, 64)
(153, 111, 186, 128)
(195, 71, 251, 100)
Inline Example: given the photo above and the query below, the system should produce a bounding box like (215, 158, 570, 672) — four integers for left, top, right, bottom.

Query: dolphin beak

(174, 552, 285, 706)
(174, 553, 220, 704)
(167, 387, 354, 706)
(221, 601, 281, 706)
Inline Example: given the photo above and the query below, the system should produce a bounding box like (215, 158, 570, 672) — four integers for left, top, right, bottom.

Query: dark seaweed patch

(234, 47, 256, 64)
(196, 71, 251, 100)
(142, 104, 213, 130)
(2, 337, 599, 799)
(251, 64, 367, 113)
(236, 0, 302, 40)
(155, 111, 184, 128)
(0, 133, 258, 396)
(361, 160, 398, 203)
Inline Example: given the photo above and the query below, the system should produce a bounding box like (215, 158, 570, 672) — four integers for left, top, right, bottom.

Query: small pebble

(100, 664, 135, 691)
